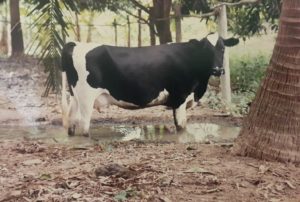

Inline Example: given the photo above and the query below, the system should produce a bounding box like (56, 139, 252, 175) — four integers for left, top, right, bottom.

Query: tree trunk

(232, 0, 300, 163)
(10, 0, 24, 57)
(86, 11, 95, 43)
(138, 9, 142, 47)
(173, 2, 182, 43)
(75, 12, 81, 42)
(149, 7, 156, 46)
(153, 0, 172, 44)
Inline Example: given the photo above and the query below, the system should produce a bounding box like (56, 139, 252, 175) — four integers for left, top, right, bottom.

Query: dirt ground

(0, 58, 299, 202)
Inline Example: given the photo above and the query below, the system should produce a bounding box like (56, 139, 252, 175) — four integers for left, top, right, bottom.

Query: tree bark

(10, 0, 24, 57)
(149, 7, 156, 46)
(153, 0, 172, 44)
(232, 0, 300, 163)
(173, 2, 182, 43)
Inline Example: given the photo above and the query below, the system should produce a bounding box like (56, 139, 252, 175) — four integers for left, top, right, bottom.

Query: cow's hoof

(175, 125, 186, 133)
(68, 125, 75, 136)
(83, 132, 90, 137)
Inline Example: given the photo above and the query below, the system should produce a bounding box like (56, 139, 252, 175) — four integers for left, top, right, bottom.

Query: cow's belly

(94, 89, 169, 110)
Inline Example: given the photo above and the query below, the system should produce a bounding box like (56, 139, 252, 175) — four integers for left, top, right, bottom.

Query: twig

(129, 0, 150, 14)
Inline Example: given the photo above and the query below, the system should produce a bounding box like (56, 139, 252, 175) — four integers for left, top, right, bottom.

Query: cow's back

(84, 44, 199, 107)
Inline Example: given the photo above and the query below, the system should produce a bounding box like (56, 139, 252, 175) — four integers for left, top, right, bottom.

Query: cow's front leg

(68, 97, 80, 136)
(172, 93, 195, 131)
(173, 102, 187, 131)
(78, 93, 98, 137)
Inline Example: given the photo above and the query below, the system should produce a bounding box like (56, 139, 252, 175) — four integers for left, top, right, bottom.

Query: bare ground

(0, 58, 299, 202)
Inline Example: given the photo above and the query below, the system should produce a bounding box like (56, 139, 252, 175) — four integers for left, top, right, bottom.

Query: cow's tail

(61, 42, 76, 128)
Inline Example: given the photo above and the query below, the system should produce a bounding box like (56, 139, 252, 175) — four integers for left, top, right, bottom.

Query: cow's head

(206, 33, 239, 76)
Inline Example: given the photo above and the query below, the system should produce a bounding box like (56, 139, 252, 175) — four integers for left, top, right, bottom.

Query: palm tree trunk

(232, 0, 300, 163)
(10, 0, 24, 57)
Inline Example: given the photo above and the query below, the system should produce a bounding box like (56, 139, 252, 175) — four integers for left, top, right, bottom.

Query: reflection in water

(0, 123, 240, 146)
(109, 123, 240, 143)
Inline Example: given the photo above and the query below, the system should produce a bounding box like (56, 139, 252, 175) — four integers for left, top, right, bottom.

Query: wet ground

(0, 58, 299, 201)
(0, 123, 240, 146)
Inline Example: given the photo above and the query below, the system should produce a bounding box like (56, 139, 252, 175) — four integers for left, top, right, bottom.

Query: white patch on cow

(207, 33, 219, 46)
(69, 42, 102, 135)
(94, 89, 169, 110)
(175, 93, 194, 130)
(148, 89, 169, 106)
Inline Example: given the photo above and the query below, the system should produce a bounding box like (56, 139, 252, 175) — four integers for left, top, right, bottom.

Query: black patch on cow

(85, 38, 215, 109)
(61, 42, 78, 95)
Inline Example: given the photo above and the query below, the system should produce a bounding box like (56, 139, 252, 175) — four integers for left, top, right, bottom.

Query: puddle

(0, 123, 240, 146)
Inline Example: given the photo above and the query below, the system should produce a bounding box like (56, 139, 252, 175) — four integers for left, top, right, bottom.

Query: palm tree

(232, 0, 300, 163)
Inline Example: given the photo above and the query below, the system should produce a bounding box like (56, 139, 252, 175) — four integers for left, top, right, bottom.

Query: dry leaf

(285, 180, 296, 189)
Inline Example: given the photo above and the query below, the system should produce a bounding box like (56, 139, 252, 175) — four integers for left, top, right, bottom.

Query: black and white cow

(61, 33, 238, 136)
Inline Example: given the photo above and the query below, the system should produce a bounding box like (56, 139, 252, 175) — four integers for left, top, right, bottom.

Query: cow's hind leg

(173, 104, 187, 131)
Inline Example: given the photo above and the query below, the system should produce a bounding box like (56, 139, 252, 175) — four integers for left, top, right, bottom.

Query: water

(0, 123, 240, 146)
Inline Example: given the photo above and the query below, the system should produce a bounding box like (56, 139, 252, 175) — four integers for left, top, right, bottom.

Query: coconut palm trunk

(232, 0, 300, 163)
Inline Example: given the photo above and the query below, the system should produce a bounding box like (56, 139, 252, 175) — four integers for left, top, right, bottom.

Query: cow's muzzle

(212, 67, 225, 77)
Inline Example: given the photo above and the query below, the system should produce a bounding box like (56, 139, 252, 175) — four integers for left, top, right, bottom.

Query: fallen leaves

(15, 142, 46, 154)
(95, 163, 135, 179)
(0, 138, 299, 202)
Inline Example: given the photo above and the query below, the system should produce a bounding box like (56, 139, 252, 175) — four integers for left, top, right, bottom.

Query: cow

(61, 33, 239, 136)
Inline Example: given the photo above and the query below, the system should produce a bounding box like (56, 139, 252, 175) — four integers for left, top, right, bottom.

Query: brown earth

(0, 58, 299, 202)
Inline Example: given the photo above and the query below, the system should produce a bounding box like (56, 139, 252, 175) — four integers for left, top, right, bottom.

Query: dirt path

(0, 59, 299, 201)
(0, 140, 299, 202)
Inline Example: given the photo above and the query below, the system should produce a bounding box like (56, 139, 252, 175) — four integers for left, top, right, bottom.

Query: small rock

(72, 193, 82, 199)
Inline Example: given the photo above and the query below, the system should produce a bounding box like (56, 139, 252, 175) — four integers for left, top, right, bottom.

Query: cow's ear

(223, 38, 239, 47)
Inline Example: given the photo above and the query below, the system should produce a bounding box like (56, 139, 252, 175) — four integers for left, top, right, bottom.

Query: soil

(0, 58, 299, 202)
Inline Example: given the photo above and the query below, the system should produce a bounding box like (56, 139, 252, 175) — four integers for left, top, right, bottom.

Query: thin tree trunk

(75, 12, 81, 42)
(0, 20, 8, 55)
(10, 0, 24, 57)
(149, 7, 156, 46)
(127, 16, 131, 47)
(86, 11, 94, 43)
(138, 9, 142, 47)
(232, 0, 300, 163)
(113, 19, 118, 46)
(153, 0, 172, 44)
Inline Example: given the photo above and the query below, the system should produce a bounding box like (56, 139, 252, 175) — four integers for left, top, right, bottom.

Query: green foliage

(28, 0, 78, 95)
(203, 53, 271, 116)
(230, 53, 270, 93)
(228, 0, 281, 39)
(26, 0, 133, 95)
